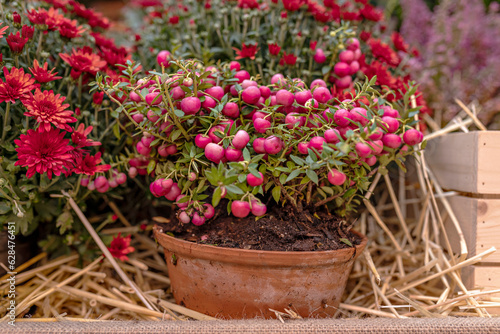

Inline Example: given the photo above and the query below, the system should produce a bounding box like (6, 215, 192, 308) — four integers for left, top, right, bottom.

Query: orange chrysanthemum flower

(233, 43, 259, 60)
(0, 67, 37, 103)
(22, 89, 76, 132)
(0, 22, 9, 39)
(29, 59, 62, 83)
(59, 46, 106, 75)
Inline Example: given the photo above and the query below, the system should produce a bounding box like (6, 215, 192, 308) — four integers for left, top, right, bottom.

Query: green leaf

(112, 122, 121, 139)
(243, 148, 251, 161)
(306, 169, 319, 185)
(170, 129, 182, 141)
(272, 186, 281, 203)
(173, 109, 185, 117)
(279, 173, 287, 185)
(290, 155, 305, 166)
(321, 186, 334, 195)
(147, 160, 156, 174)
(340, 238, 352, 247)
(225, 184, 244, 195)
(212, 187, 222, 207)
(285, 169, 302, 183)
(0, 201, 11, 214)
(248, 167, 261, 178)
(56, 211, 74, 234)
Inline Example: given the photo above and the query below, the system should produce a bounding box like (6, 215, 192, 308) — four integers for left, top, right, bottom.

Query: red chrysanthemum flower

(359, 4, 383, 22)
(280, 51, 297, 66)
(29, 59, 62, 83)
(71, 123, 101, 148)
(6, 32, 28, 54)
(0, 67, 37, 103)
(282, 0, 304, 12)
(22, 89, 76, 132)
(368, 38, 400, 67)
(391, 32, 409, 53)
(268, 43, 281, 56)
(12, 12, 21, 25)
(91, 32, 117, 50)
(0, 23, 9, 38)
(27, 7, 64, 30)
(14, 127, 73, 179)
(21, 25, 35, 40)
(360, 30, 371, 42)
(93, 91, 104, 105)
(169, 16, 179, 25)
(309, 40, 318, 51)
(59, 47, 107, 75)
(42, 0, 70, 10)
(238, 0, 259, 9)
(233, 43, 259, 60)
(72, 152, 110, 176)
(99, 46, 130, 69)
(58, 17, 86, 39)
(108, 234, 135, 261)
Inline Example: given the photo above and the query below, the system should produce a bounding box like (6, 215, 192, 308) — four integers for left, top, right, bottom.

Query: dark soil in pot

(158, 203, 361, 252)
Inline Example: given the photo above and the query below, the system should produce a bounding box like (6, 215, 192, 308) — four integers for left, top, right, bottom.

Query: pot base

(154, 225, 367, 319)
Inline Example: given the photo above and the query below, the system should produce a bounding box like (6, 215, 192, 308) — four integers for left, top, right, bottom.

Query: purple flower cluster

(400, 0, 500, 127)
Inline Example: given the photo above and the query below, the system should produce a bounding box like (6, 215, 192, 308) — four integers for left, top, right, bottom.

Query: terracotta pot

(153, 225, 367, 319)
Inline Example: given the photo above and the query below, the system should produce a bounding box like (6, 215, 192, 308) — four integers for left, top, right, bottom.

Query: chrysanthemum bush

(0, 0, 135, 250)
(125, 0, 429, 114)
(96, 57, 424, 226)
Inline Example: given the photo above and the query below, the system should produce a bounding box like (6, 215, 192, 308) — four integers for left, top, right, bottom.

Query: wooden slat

(443, 196, 500, 263)
(425, 131, 500, 194)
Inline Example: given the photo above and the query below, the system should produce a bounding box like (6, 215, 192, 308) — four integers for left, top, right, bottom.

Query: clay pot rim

(153, 225, 368, 267)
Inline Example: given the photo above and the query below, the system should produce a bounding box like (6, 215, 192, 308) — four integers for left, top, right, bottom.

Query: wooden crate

(443, 196, 500, 263)
(426, 131, 500, 295)
(424, 131, 500, 194)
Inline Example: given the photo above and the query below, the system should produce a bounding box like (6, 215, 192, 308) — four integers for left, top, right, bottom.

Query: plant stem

(77, 75, 83, 107)
(1, 102, 11, 142)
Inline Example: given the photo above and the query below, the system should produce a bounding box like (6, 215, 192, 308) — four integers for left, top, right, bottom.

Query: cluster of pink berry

(80, 169, 128, 193)
(113, 53, 423, 225)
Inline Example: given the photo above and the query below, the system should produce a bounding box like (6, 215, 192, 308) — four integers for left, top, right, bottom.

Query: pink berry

(310, 79, 327, 89)
(346, 37, 360, 51)
(222, 102, 240, 118)
(241, 86, 261, 105)
(305, 98, 319, 109)
(335, 76, 352, 89)
(369, 128, 384, 140)
(87, 181, 96, 191)
(132, 113, 144, 123)
(313, 48, 327, 63)
(381, 116, 400, 133)
(382, 106, 400, 118)
(403, 129, 423, 146)
(235, 70, 250, 83)
(264, 136, 283, 155)
(241, 80, 258, 89)
(181, 97, 201, 115)
(156, 50, 171, 67)
(295, 90, 312, 106)
(253, 137, 266, 153)
(232, 130, 250, 149)
(334, 62, 351, 77)
(382, 133, 402, 149)
(136, 141, 151, 156)
(350, 107, 369, 126)
(175, 194, 189, 208)
(328, 170, 346, 186)
(285, 113, 302, 129)
(94, 175, 108, 189)
(145, 92, 162, 106)
(364, 155, 377, 166)
(171, 86, 185, 100)
(166, 145, 177, 155)
(205, 86, 224, 101)
(208, 125, 225, 144)
(334, 109, 351, 127)
(165, 183, 181, 201)
(128, 167, 138, 178)
(259, 86, 271, 99)
(195, 134, 212, 149)
(205, 143, 225, 163)
(271, 73, 285, 86)
(147, 109, 159, 123)
(339, 50, 354, 63)
(251, 201, 267, 217)
(324, 129, 340, 143)
(312, 87, 331, 104)
(350, 61, 360, 74)
(192, 212, 206, 226)
(178, 211, 191, 224)
(355, 142, 372, 157)
(162, 178, 173, 191)
(225, 148, 242, 161)
(81, 177, 90, 187)
(298, 142, 309, 154)
(188, 172, 197, 182)
(202, 96, 217, 109)
(370, 140, 384, 155)
(231, 200, 251, 218)
(229, 61, 241, 71)
(309, 136, 325, 151)
(254, 117, 271, 133)
(129, 91, 142, 102)
(275, 89, 295, 107)
(247, 172, 264, 187)
(203, 203, 215, 219)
